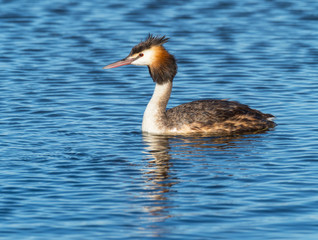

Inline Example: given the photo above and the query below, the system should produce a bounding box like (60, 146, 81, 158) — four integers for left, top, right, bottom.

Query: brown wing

(166, 100, 275, 134)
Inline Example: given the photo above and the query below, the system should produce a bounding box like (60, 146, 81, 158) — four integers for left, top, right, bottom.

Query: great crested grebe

(104, 34, 276, 135)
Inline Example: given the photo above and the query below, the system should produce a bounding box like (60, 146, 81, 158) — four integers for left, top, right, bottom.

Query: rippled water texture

(1, 0, 318, 239)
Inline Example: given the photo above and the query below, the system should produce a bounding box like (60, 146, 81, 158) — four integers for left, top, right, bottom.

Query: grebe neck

(142, 81, 172, 134)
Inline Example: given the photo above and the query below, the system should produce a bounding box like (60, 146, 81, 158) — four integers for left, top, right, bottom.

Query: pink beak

(103, 57, 135, 69)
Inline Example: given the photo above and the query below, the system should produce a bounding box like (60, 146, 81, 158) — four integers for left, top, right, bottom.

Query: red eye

(139, 53, 144, 57)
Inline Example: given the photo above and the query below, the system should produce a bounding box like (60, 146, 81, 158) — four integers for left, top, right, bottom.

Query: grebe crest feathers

(129, 34, 169, 56)
(128, 35, 177, 85)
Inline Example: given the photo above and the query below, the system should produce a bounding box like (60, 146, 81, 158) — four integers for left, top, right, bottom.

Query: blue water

(1, 0, 318, 239)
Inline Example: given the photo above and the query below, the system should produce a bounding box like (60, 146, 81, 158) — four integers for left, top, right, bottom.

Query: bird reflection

(141, 134, 175, 221)
(141, 133, 263, 237)
(141, 133, 257, 220)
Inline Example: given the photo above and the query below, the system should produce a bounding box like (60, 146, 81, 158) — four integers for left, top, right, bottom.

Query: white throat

(142, 81, 172, 134)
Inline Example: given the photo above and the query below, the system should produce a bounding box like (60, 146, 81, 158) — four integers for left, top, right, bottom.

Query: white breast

(142, 82, 171, 135)
(142, 107, 163, 134)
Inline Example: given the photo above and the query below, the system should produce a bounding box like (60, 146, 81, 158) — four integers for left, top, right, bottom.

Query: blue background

(1, 0, 318, 239)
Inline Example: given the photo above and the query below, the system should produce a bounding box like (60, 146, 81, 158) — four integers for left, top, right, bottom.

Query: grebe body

(104, 35, 275, 135)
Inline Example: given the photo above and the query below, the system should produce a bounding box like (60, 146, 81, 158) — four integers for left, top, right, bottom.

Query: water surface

(1, 0, 318, 239)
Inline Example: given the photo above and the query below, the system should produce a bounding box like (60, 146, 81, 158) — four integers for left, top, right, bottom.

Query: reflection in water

(141, 134, 175, 223)
(141, 133, 261, 236)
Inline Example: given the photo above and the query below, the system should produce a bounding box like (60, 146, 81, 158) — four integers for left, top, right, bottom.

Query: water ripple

(1, 0, 318, 239)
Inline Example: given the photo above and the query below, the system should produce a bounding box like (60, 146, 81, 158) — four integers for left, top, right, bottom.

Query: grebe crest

(104, 34, 276, 136)
(105, 34, 177, 85)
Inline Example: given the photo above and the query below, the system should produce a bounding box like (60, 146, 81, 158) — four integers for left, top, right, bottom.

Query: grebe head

(104, 34, 177, 84)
